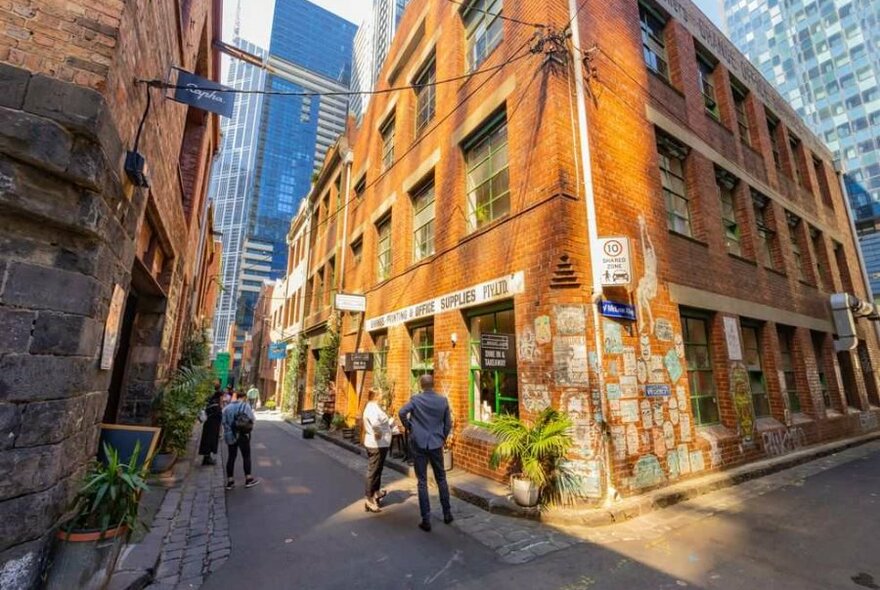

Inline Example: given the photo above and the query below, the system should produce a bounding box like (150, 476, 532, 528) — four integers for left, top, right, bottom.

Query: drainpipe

(568, 0, 617, 505)
(337, 146, 355, 293)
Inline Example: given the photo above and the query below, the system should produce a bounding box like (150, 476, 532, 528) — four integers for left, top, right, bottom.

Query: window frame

(639, 3, 670, 81)
(414, 55, 436, 136)
(463, 0, 504, 72)
(682, 312, 719, 426)
(716, 168, 741, 256)
(376, 214, 393, 282)
(697, 52, 720, 120)
(411, 178, 436, 261)
(410, 322, 435, 389)
(778, 327, 801, 413)
(464, 110, 510, 232)
(752, 192, 777, 270)
(468, 304, 518, 423)
(732, 82, 751, 146)
(741, 323, 770, 418)
(657, 134, 692, 236)
(380, 115, 395, 172)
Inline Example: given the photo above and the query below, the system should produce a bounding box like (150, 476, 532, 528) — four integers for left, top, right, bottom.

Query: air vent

(550, 254, 581, 289)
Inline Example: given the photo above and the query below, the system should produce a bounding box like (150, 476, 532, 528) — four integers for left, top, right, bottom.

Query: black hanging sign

(344, 352, 374, 372)
(171, 69, 235, 118)
(480, 333, 516, 371)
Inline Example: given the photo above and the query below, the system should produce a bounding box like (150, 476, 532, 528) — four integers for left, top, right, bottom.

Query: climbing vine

(282, 334, 307, 415)
(314, 315, 340, 405)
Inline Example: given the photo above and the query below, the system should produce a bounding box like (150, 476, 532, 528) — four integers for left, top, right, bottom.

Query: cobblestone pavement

(273, 415, 880, 565)
(146, 455, 230, 589)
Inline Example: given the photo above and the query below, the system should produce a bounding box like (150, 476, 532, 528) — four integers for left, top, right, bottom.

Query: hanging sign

(335, 292, 367, 312)
(480, 333, 516, 371)
(600, 300, 636, 321)
(344, 352, 374, 371)
(598, 237, 632, 286)
(171, 68, 235, 118)
(100, 284, 126, 370)
(267, 341, 287, 360)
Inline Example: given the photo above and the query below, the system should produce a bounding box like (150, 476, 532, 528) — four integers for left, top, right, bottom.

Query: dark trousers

(365, 447, 388, 498)
(226, 435, 252, 479)
(412, 446, 451, 521)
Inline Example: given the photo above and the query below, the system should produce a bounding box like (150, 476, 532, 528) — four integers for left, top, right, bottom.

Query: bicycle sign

(598, 237, 632, 286)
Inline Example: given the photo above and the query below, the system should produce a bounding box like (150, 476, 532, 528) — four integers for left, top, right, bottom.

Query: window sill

(406, 252, 438, 273)
(461, 424, 498, 445)
(704, 111, 732, 135)
(766, 266, 787, 278)
(790, 412, 814, 425)
(668, 230, 709, 247)
(797, 279, 818, 290)
(728, 252, 757, 266)
(647, 69, 684, 98)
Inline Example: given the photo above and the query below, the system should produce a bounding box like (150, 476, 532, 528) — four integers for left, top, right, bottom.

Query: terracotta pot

(510, 475, 540, 508)
(45, 526, 127, 590)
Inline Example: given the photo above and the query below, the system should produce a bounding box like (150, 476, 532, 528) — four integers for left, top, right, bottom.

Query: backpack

(234, 404, 254, 435)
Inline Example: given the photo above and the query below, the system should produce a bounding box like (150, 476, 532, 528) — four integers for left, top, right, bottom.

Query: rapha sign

(171, 68, 235, 118)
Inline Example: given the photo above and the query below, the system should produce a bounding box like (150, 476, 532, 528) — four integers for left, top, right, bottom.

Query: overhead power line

(444, 0, 548, 28)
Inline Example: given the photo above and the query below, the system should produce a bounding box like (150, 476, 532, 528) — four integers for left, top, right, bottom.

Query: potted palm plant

(152, 365, 213, 473)
(487, 408, 583, 508)
(45, 442, 149, 590)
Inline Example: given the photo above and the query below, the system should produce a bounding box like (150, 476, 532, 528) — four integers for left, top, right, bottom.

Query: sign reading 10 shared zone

(598, 237, 632, 287)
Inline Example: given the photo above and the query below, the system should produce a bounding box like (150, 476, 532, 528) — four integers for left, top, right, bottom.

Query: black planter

(150, 452, 177, 474)
(303, 428, 316, 439)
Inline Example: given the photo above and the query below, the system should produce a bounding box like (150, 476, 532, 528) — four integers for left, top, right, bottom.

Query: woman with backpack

(221, 390, 260, 490)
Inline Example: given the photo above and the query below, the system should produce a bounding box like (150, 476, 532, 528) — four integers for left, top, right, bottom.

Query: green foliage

(373, 368, 396, 412)
(64, 442, 150, 538)
(303, 426, 316, 439)
(314, 319, 340, 405)
(330, 412, 347, 431)
(487, 408, 584, 508)
(157, 366, 213, 454)
(282, 334, 307, 415)
(178, 323, 211, 369)
(265, 399, 277, 410)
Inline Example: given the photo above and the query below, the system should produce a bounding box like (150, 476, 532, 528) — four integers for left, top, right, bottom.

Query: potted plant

(152, 365, 213, 473)
(45, 443, 149, 590)
(341, 415, 356, 440)
(303, 426, 317, 439)
(330, 412, 347, 432)
(265, 398, 277, 411)
(487, 408, 583, 509)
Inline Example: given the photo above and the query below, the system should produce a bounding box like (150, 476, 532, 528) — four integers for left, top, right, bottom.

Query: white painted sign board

(598, 237, 632, 286)
(334, 292, 366, 313)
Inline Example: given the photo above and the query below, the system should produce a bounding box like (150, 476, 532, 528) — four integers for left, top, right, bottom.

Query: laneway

(202, 416, 880, 590)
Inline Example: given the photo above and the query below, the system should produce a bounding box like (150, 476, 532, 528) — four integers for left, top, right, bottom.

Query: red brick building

(280, 0, 879, 503)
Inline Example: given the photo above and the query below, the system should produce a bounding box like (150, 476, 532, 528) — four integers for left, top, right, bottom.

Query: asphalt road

(202, 418, 880, 590)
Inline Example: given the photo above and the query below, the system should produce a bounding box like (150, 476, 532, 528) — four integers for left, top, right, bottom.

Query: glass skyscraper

(723, 0, 880, 293)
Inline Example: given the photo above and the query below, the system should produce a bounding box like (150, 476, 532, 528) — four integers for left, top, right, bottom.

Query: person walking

(362, 388, 393, 513)
(398, 375, 453, 532)
(246, 384, 260, 409)
(222, 390, 260, 490)
(198, 383, 223, 466)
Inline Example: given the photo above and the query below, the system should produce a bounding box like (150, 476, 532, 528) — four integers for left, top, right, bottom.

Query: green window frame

(742, 324, 769, 417)
(697, 54, 720, 120)
(465, 112, 509, 231)
(463, 0, 503, 72)
(717, 168, 741, 256)
(412, 179, 435, 261)
(373, 332, 389, 373)
(468, 305, 517, 423)
(410, 323, 434, 389)
(380, 116, 395, 171)
(778, 327, 801, 413)
(639, 3, 669, 81)
(414, 56, 436, 136)
(376, 214, 392, 282)
(682, 312, 719, 425)
(657, 136, 691, 236)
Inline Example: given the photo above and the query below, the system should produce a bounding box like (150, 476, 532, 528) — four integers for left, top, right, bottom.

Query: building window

(313, 268, 324, 311)
(767, 115, 782, 172)
(380, 115, 395, 171)
(354, 174, 367, 199)
(327, 256, 336, 302)
(697, 52, 720, 120)
(789, 137, 803, 186)
(351, 236, 363, 266)
(412, 179, 435, 261)
(778, 327, 801, 413)
(787, 212, 808, 282)
(469, 305, 517, 422)
(464, 0, 503, 72)
(833, 240, 854, 292)
(810, 226, 829, 291)
(657, 133, 691, 236)
(639, 3, 669, 81)
(716, 167, 740, 256)
(742, 323, 769, 417)
(465, 111, 509, 231)
(373, 332, 389, 373)
(682, 312, 718, 425)
(376, 214, 392, 282)
(811, 331, 832, 410)
(410, 323, 434, 389)
(813, 157, 833, 207)
(732, 82, 751, 146)
(414, 56, 436, 135)
(752, 192, 776, 269)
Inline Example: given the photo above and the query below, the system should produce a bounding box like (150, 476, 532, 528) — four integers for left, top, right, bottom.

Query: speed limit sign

(598, 237, 632, 286)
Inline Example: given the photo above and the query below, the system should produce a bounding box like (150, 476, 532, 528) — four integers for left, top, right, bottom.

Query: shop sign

(645, 384, 671, 397)
(212, 352, 231, 388)
(600, 300, 636, 321)
(344, 352, 374, 372)
(365, 271, 525, 331)
(334, 292, 366, 313)
(171, 68, 235, 118)
(268, 341, 287, 360)
(598, 237, 632, 286)
(300, 409, 317, 425)
(480, 333, 516, 370)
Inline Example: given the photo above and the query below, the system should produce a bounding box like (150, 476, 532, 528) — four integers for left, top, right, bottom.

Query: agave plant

(488, 408, 585, 508)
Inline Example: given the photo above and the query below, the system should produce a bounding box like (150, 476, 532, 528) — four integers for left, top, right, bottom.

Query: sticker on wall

(637, 360, 648, 384)
(677, 444, 692, 474)
(609, 400, 621, 414)
(621, 399, 639, 423)
(588, 351, 599, 372)
(517, 327, 540, 364)
(690, 450, 705, 473)
(572, 417, 595, 458)
(669, 404, 679, 425)
(676, 385, 688, 410)
(611, 425, 626, 460)
(522, 382, 551, 413)
(667, 449, 680, 479)
(653, 427, 667, 458)
(640, 334, 651, 361)
(626, 423, 640, 456)
(680, 412, 692, 442)
(553, 336, 589, 386)
(633, 454, 665, 489)
(603, 320, 624, 355)
(609, 360, 619, 378)
(674, 333, 685, 359)
(534, 315, 552, 345)
(663, 420, 676, 450)
(635, 215, 658, 334)
(606, 383, 622, 401)
(620, 375, 638, 398)
(561, 389, 586, 416)
(664, 349, 683, 383)
(655, 318, 674, 342)
(622, 347, 637, 376)
(723, 316, 743, 361)
(731, 362, 755, 442)
(650, 355, 666, 382)
(652, 401, 665, 425)
(640, 399, 653, 429)
(569, 459, 603, 498)
(555, 304, 587, 336)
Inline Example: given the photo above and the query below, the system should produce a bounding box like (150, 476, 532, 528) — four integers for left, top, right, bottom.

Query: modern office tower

(350, 0, 411, 119)
(209, 38, 267, 357)
(723, 0, 880, 293)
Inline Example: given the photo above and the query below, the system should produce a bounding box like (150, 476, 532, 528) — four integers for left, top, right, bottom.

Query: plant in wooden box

(46, 443, 149, 590)
(487, 408, 583, 508)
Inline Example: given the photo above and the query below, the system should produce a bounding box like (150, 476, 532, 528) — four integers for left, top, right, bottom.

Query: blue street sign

(600, 300, 636, 321)
(267, 341, 287, 360)
(172, 69, 235, 118)
(645, 384, 671, 397)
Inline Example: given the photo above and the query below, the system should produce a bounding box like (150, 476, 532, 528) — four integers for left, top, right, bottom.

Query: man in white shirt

(362, 388, 393, 513)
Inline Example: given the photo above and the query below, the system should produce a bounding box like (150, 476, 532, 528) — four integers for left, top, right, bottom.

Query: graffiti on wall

(569, 459, 603, 498)
(730, 362, 755, 442)
(522, 382, 551, 413)
(603, 320, 624, 354)
(534, 315, 552, 344)
(761, 426, 807, 457)
(620, 375, 638, 398)
(633, 454, 665, 489)
(436, 351, 451, 372)
(635, 215, 658, 334)
(553, 336, 589, 386)
(555, 304, 587, 336)
(623, 347, 637, 376)
(621, 399, 639, 423)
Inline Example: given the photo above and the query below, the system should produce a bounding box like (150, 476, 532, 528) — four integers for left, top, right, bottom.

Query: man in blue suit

(399, 374, 453, 531)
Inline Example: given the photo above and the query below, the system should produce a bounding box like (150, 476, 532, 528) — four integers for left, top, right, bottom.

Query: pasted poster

(723, 316, 743, 361)
(664, 349, 683, 383)
(100, 284, 126, 370)
(522, 382, 551, 412)
(679, 412, 692, 441)
(603, 320, 624, 354)
(570, 459, 603, 498)
(622, 347, 637, 376)
(650, 355, 666, 382)
(606, 383, 622, 401)
(555, 304, 587, 335)
(655, 318, 674, 341)
(611, 425, 626, 460)
(640, 399, 653, 429)
(534, 315, 552, 344)
(633, 454, 665, 489)
(626, 423, 640, 455)
(620, 399, 639, 423)
(620, 375, 638, 398)
(553, 336, 589, 386)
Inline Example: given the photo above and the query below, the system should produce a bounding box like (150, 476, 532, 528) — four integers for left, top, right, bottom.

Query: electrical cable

(444, 0, 548, 28)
